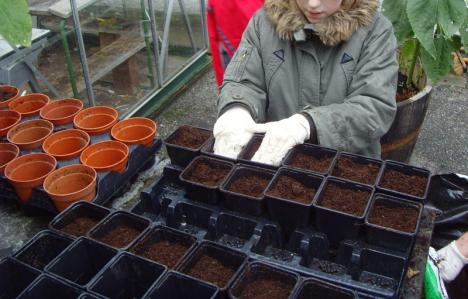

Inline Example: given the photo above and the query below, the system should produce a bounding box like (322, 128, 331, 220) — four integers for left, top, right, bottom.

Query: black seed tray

(0, 257, 41, 299)
(16, 274, 82, 298)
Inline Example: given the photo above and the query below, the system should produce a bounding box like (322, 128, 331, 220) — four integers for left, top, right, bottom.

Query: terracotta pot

(111, 117, 157, 147)
(0, 143, 20, 174)
(43, 164, 97, 212)
(73, 106, 119, 135)
(42, 129, 90, 160)
(80, 140, 129, 173)
(4, 153, 57, 203)
(0, 110, 21, 137)
(9, 93, 50, 117)
(7, 119, 54, 150)
(40, 98, 84, 125)
(0, 85, 20, 109)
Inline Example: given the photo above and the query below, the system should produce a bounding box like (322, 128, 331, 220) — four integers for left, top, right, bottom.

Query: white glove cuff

(291, 114, 311, 140)
(437, 241, 468, 282)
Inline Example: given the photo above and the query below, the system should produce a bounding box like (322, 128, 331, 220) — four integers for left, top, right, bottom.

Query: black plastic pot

(177, 241, 247, 292)
(282, 143, 337, 175)
(220, 164, 275, 216)
(0, 257, 40, 299)
(49, 201, 111, 237)
(164, 125, 212, 167)
(45, 237, 118, 288)
(143, 271, 219, 299)
(330, 152, 383, 186)
(78, 293, 103, 299)
(265, 167, 324, 232)
(88, 252, 166, 299)
(129, 226, 197, 269)
(200, 136, 237, 162)
(17, 274, 82, 299)
(313, 177, 373, 245)
(237, 133, 278, 170)
(292, 277, 356, 299)
(13, 230, 73, 271)
(167, 201, 213, 237)
(205, 212, 258, 250)
(376, 160, 431, 202)
(229, 261, 299, 299)
(179, 155, 234, 204)
(365, 194, 422, 252)
(88, 211, 151, 249)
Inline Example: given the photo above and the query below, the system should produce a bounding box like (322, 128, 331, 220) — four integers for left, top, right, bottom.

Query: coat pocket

(340, 60, 356, 91)
(223, 43, 253, 82)
(265, 55, 284, 90)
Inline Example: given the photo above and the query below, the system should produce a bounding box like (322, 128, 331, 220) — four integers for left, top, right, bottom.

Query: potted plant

(380, 0, 468, 162)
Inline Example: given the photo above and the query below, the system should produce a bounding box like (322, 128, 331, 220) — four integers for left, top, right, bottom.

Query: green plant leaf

(407, 0, 438, 58)
(382, 0, 413, 43)
(437, 0, 467, 36)
(398, 38, 418, 73)
(0, 0, 32, 47)
(462, 11, 468, 49)
(420, 36, 453, 83)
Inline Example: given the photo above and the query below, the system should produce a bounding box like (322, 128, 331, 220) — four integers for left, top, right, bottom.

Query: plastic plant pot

(377, 160, 431, 202)
(49, 201, 110, 237)
(129, 226, 197, 269)
(176, 241, 247, 291)
(164, 125, 211, 167)
(0, 257, 40, 299)
(282, 143, 337, 175)
(293, 277, 356, 299)
(46, 237, 118, 288)
(143, 271, 218, 299)
(0, 85, 20, 109)
(16, 274, 82, 299)
(179, 155, 234, 204)
(265, 167, 324, 232)
(0, 143, 19, 174)
(88, 211, 151, 249)
(7, 119, 54, 150)
(365, 194, 423, 252)
(4, 153, 57, 203)
(13, 230, 73, 271)
(40, 98, 84, 126)
(200, 136, 236, 162)
(42, 129, 90, 160)
(205, 212, 257, 250)
(80, 140, 129, 173)
(229, 261, 300, 299)
(220, 164, 275, 216)
(88, 252, 166, 299)
(43, 164, 98, 212)
(238, 133, 277, 170)
(0, 110, 21, 136)
(330, 152, 383, 186)
(8, 93, 50, 117)
(111, 117, 157, 147)
(73, 106, 119, 135)
(313, 177, 373, 245)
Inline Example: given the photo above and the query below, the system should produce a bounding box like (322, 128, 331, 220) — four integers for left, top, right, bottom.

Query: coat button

(233, 94, 243, 99)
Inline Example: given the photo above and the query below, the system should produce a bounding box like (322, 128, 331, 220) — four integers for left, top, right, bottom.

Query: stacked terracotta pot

(0, 85, 157, 212)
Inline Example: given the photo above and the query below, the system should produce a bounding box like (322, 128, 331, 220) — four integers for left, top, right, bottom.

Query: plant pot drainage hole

(332, 156, 380, 185)
(60, 216, 100, 236)
(95, 225, 141, 248)
(268, 176, 316, 204)
(185, 254, 237, 287)
(171, 126, 210, 149)
(369, 203, 419, 233)
(319, 183, 370, 216)
(380, 169, 427, 197)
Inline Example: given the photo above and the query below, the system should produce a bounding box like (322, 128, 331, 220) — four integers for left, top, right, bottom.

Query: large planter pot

(0, 85, 20, 109)
(380, 84, 432, 163)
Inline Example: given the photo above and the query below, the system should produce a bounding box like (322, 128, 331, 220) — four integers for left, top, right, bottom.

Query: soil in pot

(227, 175, 271, 197)
(238, 276, 293, 299)
(95, 225, 141, 248)
(319, 183, 370, 216)
(131, 239, 190, 269)
(332, 156, 380, 185)
(267, 176, 316, 204)
(396, 72, 419, 103)
(0, 89, 17, 100)
(185, 161, 231, 186)
(185, 254, 236, 287)
(368, 203, 419, 233)
(170, 126, 210, 149)
(380, 169, 427, 197)
(243, 138, 262, 160)
(288, 150, 334, 173)
(60, 216, 101, 237)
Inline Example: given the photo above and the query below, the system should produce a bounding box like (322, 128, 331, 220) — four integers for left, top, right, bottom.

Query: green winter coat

(217, 0, 398, 157)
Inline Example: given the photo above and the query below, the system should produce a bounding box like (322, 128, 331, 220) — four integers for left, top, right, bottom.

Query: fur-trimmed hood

(264, 0, 379, 46)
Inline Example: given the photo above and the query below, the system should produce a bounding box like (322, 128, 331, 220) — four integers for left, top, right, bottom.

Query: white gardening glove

(251, 114, 310, 166)
(213, 106, 263, 159)
(437, 240, 468, 282)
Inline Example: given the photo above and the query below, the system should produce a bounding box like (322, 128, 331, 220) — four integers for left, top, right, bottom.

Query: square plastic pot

(88, 252, 166, 299)
(163, 125, 211, 167)
(365, 194, 423, 252)
(88, 211, 151, 250)
(45, 237, 118, 288)
(220, 164, 275, 216)
(376, 160, 431, 202)
(179, 155, 234, 204)
(282, 143, 337, 175)
(13, 230, 73, 271)
(313, 177, 374, 245)
(237, 134, 278, 170)
(229, 261, 300, 299)
(176, 241, 247, 292)
(265, 167, 324, 232)
(200, 136, 236, 163)
(49, 201, 111, 238)
(205, 212, 258, 250)
(330, 152, 383, 186)
(292, 277, 356, 299)
(142, 271, 219, 299)
(0, 257, 40, 299)
(17, 274, 82, 299)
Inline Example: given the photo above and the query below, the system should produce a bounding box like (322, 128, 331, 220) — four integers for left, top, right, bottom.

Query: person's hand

(437, 235, 468, 282)
(251, 114, 310, 166)
(213, 106, 260, 159)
